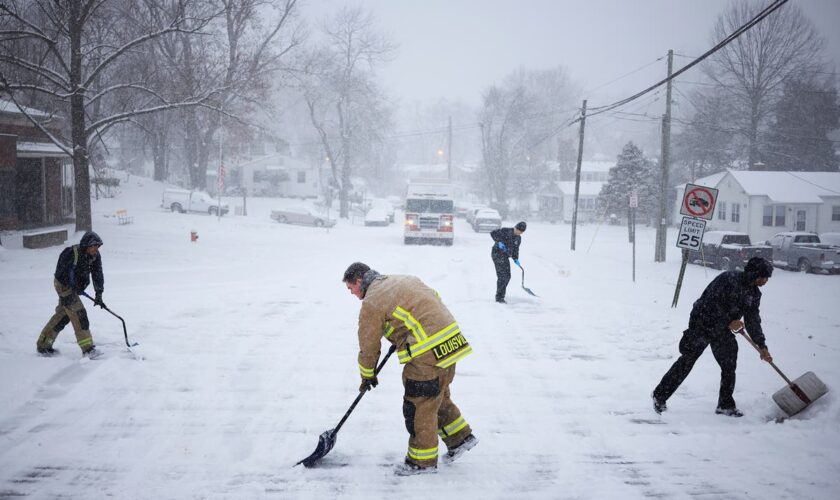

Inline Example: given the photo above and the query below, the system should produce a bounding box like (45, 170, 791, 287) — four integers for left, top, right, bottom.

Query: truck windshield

(723, 235, 751, 245)
(406, 199, 454, 213)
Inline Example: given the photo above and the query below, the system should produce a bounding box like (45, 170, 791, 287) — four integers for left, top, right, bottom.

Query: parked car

(368, 199, 395, 223)
(364, 207, 390, 226)
(689, 231, 771, 271)
(465, 205, 489, 227)
(270, 206, 336, 227)
(766, 231, 840, 273)
(162, 188, 229, 216)
(471, 208, 502, 233)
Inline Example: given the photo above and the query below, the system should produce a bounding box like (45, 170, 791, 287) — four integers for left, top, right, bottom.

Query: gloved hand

(497, 241, 507, 252)
(513, 258, 521, 267)
(359, 376, 378, 392)
(94, 292, 106, 309)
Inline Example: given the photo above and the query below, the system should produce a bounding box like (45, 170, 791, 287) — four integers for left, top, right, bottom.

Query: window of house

(833, 205, 840, 221)
(297, 171, 306, 183)
(775, 205, 786, 226)
(718, 201, 726, 220)
(763, 206, 773, 226)
(731, 203, 740, 223)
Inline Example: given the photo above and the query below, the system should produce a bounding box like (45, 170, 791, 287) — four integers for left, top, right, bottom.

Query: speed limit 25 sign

(676, 216, 707, 250)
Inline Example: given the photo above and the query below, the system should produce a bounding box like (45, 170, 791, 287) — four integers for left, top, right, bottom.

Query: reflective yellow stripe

(78, 337, 93, 347)
(440, 416, 467, 436)
(392, 307, 428, 341)
(436, 345, 473, 368)
(408, 445, 438, 461)
(358, 363, 375, 378)
(383, 322, 394, 339)
(73, 246, 79, 265)
(396, 321, 463, 364)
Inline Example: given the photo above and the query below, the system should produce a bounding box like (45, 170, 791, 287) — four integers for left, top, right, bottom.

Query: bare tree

(705, 0, 825, 169)
(296, 6, 396, 218)
(0, 0, 216, 231)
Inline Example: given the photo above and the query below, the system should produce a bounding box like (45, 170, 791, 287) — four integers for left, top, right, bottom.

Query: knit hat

(515, 221, 527, 232)
(744, 257, 773, 279)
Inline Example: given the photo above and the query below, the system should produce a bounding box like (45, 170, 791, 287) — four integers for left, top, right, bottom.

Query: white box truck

(403, 182, 455, 245)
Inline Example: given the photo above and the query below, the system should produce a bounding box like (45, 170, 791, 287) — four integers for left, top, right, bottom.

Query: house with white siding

(674, 170, 840, 243)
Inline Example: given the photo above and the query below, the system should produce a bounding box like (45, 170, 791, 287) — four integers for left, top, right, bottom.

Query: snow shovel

(736, 328, 828, 416)
(81, 292, 139, 348)
(515, 262, 537, 297)
(296, 345, 396, 468)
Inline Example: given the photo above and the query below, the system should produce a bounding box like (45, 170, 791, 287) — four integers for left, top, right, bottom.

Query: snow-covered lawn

(1, 176, 838, 499)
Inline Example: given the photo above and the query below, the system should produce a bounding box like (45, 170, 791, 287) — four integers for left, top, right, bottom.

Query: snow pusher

(736, 328, 828, 417)
(296, 345, 396, 468)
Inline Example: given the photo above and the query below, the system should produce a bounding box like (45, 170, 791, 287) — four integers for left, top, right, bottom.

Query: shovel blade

(522, 286, 537, 297)
(772, 371, 829, 417)
(296, 429, 337, 468)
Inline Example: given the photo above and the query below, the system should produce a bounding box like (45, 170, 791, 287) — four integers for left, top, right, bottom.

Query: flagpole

(218, 102, 224, 221)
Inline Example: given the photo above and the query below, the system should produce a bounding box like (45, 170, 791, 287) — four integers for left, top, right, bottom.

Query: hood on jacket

(79, 231, 104, 249)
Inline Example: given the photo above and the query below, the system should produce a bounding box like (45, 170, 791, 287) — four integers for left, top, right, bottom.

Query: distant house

(0, 99, 73, 248)
(227, 153, 321, 198)
(674, 170, 840, 243)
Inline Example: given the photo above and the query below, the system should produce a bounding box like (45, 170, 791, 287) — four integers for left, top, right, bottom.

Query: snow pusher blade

(736, 328, 828, 417)
(516, 263, 537, 297)
(295, 345, 396, 468)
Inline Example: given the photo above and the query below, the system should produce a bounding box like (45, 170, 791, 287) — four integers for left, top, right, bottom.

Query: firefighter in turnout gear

(490, 221, 526, 303)
(36, 231, 106, 358)
(343, 262, 478, 475)
(652, 257, 774, 417)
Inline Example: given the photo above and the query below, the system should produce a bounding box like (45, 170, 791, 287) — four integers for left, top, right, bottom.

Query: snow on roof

(675, 170, 840, 203)
(0, 98, 51, 118)
(731, 171, 840, 203)
(557, 181, 604, 196)
(17, 141, 69, 157)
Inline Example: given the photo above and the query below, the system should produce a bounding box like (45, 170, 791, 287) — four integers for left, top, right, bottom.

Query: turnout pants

(653, 328, 739, 410)
(492, 249, 511, 301)
(402, 363, 472, 468)
(37, 279, 94, 353)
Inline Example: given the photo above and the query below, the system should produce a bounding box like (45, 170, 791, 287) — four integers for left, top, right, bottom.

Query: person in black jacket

(36, 231, 106, 358)
(490, 221, 526, 303)
(652, 257, 774, 417)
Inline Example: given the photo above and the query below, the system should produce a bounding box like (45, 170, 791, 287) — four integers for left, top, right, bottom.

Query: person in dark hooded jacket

(490, 221, 526, 303)
(652, 257, 774, 417)
(36, 231, 106, 358)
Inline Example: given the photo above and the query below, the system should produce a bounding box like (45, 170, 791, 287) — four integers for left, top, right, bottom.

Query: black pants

(653, 329, 739, 410)
(492, 250, 511, 301)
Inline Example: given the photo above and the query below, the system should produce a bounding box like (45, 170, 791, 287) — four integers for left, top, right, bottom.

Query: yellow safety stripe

(73, 245, 79, 265)
(397, 322, 461, 364)
(392, 306, 428, 341)
(383, 321, 394, 339)
(358, 363, 375, 378)
(436, 345, 473, 368)
(438, 416, 467, 437)
(78, 337, 93, 347)
(408, 445, 438, 461)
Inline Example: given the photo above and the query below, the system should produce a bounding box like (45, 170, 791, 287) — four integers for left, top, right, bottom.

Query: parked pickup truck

(162, 188, 229, 216)
(690, 231, 772, 271)
(766, 232, 840, 274)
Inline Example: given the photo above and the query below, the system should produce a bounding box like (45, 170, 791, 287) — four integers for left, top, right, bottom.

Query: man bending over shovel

(343, 262, 478, 475)
(652, 257, 774, 417)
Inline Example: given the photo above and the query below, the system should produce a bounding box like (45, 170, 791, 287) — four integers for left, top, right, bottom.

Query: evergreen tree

(599, 142, 659, 224)
(765, 79, 840, 172)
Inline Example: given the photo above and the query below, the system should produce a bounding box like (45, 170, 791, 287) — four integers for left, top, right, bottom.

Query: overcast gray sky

(304, 0, 840, 108)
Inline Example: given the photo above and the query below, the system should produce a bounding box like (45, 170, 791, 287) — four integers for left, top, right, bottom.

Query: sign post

(629, 190, 638, 282)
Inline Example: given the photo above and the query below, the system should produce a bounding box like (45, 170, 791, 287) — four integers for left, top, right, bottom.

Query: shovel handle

(735, 328, 796, 386)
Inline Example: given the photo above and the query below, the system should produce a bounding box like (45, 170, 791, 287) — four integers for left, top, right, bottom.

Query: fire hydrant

(190, 230, 198, 242)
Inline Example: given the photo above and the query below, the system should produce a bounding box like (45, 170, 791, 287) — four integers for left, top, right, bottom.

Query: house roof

(677, 170, 840, 204)
(558, 181, 604, 196)
(0, 98, 51, 118)
(17, 141, 70, 157)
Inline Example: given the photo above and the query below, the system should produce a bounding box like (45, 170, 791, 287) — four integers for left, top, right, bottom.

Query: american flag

(218, 163, 225, 190)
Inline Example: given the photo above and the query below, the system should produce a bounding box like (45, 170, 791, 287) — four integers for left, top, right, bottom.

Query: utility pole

(571, 99, 586, 251)
(447, 116, 453, 182)
(655, 49, 673, 262)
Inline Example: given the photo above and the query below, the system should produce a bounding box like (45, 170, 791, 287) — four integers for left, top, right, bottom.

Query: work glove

(359, 376, 378, 392)
(497, 241, 507, 252)
(93, 292, 106, 309)
(513, 258, 521, 267)
(759, 347, 773, 363)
